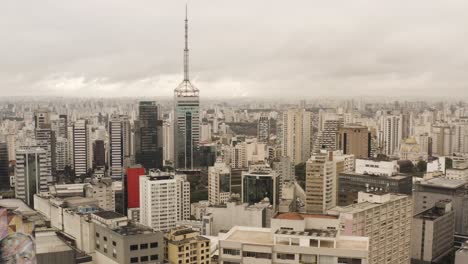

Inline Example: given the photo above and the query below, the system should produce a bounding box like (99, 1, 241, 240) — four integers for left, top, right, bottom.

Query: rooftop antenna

(184, 3, 189, 82)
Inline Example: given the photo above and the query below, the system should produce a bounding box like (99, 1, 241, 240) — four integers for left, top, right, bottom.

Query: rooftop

(275, 228, 337, 238)
(36, 231, 73, 254)
(226, 229, 273, 245)
(112, 223, 154, 236)
(93, 211, 125, 220)
(273, 212, 338, 220)
(340, 171, 409, 180)
(328, 194, 408, 214)
(418, 177, 467, 189)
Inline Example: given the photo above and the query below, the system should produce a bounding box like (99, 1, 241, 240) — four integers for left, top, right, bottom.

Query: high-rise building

(329, 192, 413, 264)
(165, 226, 210, 264)
(272, 156, 295, 183)
(174, 9, 200, 170)
(208, 161, 231, 205)
(281, 109, 313, 165)
(315, 118, 344, 151)
(93, 139, 105, 168)
(411, 200, 455, 264)
(431, 124, 455, 156)
(380, 114, 403, 156)
(55, 137, 68, 172)
(305, 151, 337, 214)
(109, 114, 131, 180)
(0, 142, 10, 190)
(35, 127, 55, 179)
(126, 166, 145, 209)
(34, 108, 51, 129)
(72, 120, 91, 177)
(136, 101, 163, 170)
(162, 120, 174, 163)
(57, 114, 68, 138)
(15, 147, 48, 206)
(242, 164, 279, 210)
(139, 170, 190, 231)
(257, 115, 270, 143)
(337, 125, 371, 159)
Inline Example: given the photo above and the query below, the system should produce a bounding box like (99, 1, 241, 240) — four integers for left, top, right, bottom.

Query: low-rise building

(92, 211, 164, 264)
(165, 226, 211, 264)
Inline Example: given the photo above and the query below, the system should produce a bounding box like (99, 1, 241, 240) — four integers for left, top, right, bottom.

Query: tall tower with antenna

(174, 5, 200, 170)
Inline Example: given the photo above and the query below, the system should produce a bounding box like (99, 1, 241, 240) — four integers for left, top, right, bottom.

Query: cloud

(0, 0, 468, 98)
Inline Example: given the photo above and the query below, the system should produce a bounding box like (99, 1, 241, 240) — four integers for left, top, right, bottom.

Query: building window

(95, 243, 100, 249)
(150, 242, 158, 248)
(140, 243, 148, 250)
(141, 256, 149, 262)
(150, 255, 158, 260)
(103, 236, 107, 242)
(130, 244, 138, 251)
(223, 248, 240, 256)
(112, 241, 116, 246)
(130, 257, 138, 263)
(95, 232, 100, 238)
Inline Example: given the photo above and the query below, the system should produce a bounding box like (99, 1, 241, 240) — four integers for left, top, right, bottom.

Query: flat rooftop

(328, 194, 407, 214)
(275, 228, 337, 238)
(274, 212, 338, 220)
(225, 229, 273, 245)
(419, 177, 466, 189)
(93, 211, 125, 220)
(36, 231, 73, 254)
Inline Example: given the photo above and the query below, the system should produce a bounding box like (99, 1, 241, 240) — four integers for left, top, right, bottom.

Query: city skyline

(1, 1, 468, 98)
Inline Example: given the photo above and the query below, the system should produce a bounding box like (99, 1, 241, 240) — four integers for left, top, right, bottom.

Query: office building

(218, 223, 369, 264)
(337, 125, 371, 159)
(272, 156, 295, 183)
(355, 158, 399, 176)
(305, 151, 337, 214)
(455, 241, 468, 264)
(126, 166, 145, 209)
(15, 147, 48, 206)
(139, 170, 190, 231)
(135, 101, 163, 170)
(162, 120, 174, 163)
(165, 226, 210, 264)
(35, 126, 55, 179)
(380, 114, 403, 156)
(109, 114, 131, 180)
(174, 9, 200, 170)
(315, 118, 344, 151)
(413, 177, 468, 235)
(55, 137, 68, 172)
(411, 200, 455, 264)
(84, 177, 115, 211)
(93, 139, 105, 168)
(242, 164, 279, 210)
(72, 120, 91, 177)
(34, 108, 51, 129)
(281, 109, 313, 164)
(208, 161, 231, 205)
(257, 115, 270, 143)
(329, 192, 413, 264)
(431, 124, 454, 156)
(0, 142, 9, 190)
(338, 172, 412, 206)
(92, 211, 164, 264)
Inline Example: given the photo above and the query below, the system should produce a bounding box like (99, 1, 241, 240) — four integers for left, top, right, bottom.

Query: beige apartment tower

(338, 125, 371, 159)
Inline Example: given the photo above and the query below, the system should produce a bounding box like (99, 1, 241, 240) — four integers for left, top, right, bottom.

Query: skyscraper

(281, 109, 313, 164)
(208, 161, 231, 205)
(305, 151, 337, 214)
(109, 114, 131, 180)
(174, 7, 200, 170)
(257, 115, 270, 143)
(73, 120, 91, 177)
(0, 142, 9, 190)
(135, 102, 163, 170)
(15, 147, 48, 206)
(380, 114, 403, 156)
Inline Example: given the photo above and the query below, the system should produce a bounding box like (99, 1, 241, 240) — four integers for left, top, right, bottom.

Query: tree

(416, 160, 427, 173)
(445, 158, 453, 169)
(295, 162, 306, 189)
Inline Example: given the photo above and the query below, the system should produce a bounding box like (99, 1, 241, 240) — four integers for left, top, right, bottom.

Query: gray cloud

(1, 0, 468, 98)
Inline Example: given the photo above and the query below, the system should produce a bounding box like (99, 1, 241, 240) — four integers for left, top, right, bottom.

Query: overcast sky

(1, 0, 468, 98)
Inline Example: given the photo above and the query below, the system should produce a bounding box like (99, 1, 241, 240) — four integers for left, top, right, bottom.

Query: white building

(15, 147, 48, 206)
(162, 120, 174, 163)
(55, 137, 68, 172)
(208, 161, 231, 205)
(200, 122, 212, 143)
(257, 115, 270, 143)
(355, 159, 399, 177)
(72, 120, 92, 176)
(139, 170, 190, 231)
(380, 114, 402, 156)
(328, 192, 413, 264)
